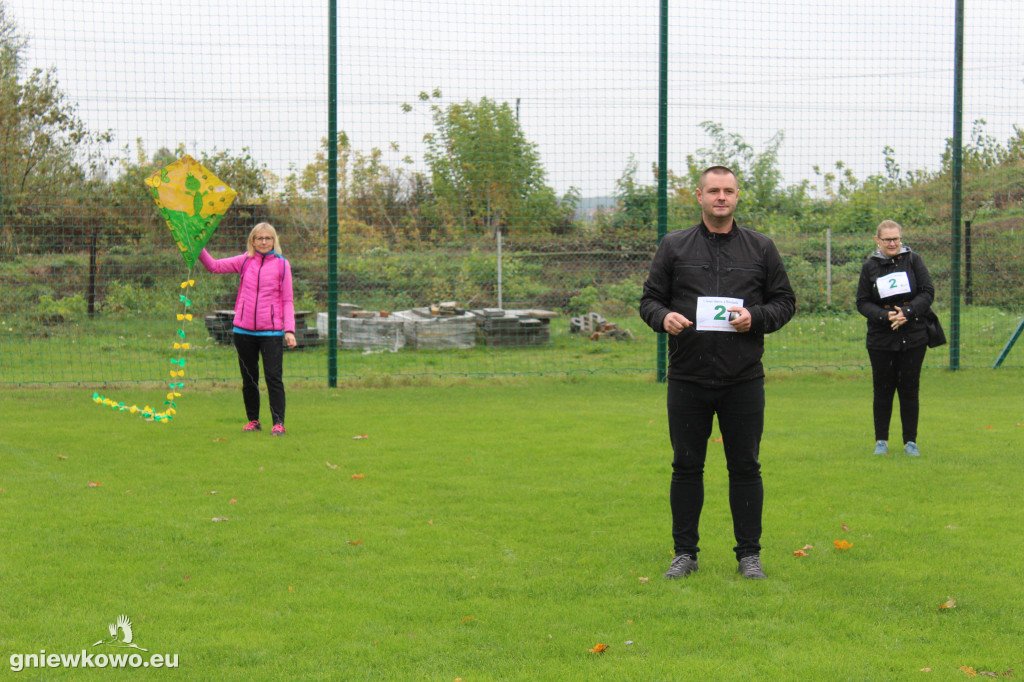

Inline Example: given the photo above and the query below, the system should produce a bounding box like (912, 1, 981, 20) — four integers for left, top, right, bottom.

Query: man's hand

(662, 312, 693, 336)
(728, 306, 751, 333)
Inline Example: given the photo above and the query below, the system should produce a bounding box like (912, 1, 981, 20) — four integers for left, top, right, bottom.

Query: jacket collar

(871, 245, 911, 261)
(700, 221, 738, 241)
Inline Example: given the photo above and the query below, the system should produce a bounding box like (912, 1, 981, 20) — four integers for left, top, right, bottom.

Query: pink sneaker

(242, 420, 261, 432)
(271, 424, 286, 436)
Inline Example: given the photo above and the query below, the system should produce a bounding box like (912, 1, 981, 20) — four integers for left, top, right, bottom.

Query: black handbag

(924, 308, 946, 348)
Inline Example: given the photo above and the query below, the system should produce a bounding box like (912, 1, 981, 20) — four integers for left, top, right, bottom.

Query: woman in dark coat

(855, 220, 935, 457)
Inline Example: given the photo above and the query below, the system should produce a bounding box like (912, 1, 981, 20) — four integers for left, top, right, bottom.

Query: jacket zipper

(253, 253, 265, 329)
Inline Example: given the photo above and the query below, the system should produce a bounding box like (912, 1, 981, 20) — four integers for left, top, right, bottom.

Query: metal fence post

(656, 0, 668, 382)
(949, 0, 964, 370)
(327, 0, 339, 387)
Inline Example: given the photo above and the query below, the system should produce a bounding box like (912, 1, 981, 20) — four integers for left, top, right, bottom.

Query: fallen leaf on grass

(183, 574, 190, 581)
(88, 482, 102, 488)
(351, 473, 365, 479)
(205, 490, 218, 495)
(57, 454, 68, 460)
(213, 437, 227, 442)
(793, 550, 809, 557)
(211, 516, 229, 522)
(229, 498, 237, 504)
(461, 616, 474, 623)
(842, 523, 850, 531)
(712, 436, 723, 443)
(921, 668, 931, 672)
(638, 577, 650, 583)
(326, 461, 339, 469)
(589, 643, 609, 654)
(352, 434, 369, 440)
(960, 666, 977, 677)
(346, 540, 362, 545)
(939, 597, 957, 610)
(834, 539, 854, 550)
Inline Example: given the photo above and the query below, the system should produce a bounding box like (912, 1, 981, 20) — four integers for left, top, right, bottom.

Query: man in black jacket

(639, 166, 796, 580)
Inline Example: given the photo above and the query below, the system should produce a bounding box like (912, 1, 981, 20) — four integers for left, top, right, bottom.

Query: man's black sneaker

(663, 553, 698, 579)
(738, 554, 766, 579)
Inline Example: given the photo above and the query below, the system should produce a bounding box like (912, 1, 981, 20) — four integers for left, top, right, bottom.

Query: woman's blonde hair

(246, 222, 283, 258)
(876, 219, 903, 237)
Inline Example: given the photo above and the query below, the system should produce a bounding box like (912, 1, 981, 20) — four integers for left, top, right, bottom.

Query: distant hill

(574, 196, 616, 220)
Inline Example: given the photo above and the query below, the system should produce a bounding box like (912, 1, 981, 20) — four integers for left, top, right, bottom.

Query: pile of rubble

(569, 312, 634, 341)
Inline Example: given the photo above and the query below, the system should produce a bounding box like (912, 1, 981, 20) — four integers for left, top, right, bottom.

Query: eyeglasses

(878, 237, 901, 244)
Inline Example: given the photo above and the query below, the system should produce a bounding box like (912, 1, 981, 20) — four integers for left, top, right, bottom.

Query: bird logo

(92, 614, 148, 651)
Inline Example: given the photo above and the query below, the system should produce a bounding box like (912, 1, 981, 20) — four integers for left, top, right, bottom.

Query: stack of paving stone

(470, 308, 557, 346)
(391, 306, 477, 350)
(316, 305, 405, 351)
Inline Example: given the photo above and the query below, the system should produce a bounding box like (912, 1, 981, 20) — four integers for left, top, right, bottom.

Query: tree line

(2, 3, 1023, 262)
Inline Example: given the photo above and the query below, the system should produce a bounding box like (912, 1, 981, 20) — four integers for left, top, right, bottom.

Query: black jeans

(233, 332, 285, 426)
(667, 378, 765, 560)
(868, 344, 927, 444)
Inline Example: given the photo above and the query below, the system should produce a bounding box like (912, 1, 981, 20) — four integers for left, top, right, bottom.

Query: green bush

(34, 293, 87, 323)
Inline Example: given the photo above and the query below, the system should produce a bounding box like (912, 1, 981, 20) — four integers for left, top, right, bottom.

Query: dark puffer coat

(855, 246, 934, 351)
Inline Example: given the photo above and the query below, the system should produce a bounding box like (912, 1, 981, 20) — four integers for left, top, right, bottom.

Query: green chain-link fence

(1, 0, 1022, 388)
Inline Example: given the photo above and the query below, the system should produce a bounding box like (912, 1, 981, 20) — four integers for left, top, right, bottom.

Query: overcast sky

(6, 0, 1023, 198)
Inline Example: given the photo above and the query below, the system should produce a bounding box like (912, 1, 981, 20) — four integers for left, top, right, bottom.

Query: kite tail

(91, 268, 198, 423)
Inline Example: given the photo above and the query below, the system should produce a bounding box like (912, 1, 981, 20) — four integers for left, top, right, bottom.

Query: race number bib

(696, 296, 743, 332)
(876, 272, 911, 298)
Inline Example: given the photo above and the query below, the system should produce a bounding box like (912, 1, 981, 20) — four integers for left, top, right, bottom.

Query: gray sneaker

(873, 440, 888, 455)
(738, 554, 766, 579)
(663, 553, 698, 579)
(904, 441, 920, 456)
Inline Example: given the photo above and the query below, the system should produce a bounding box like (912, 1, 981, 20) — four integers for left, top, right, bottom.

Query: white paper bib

(695, 296, 743, 332)
(876, 271, 911, 298)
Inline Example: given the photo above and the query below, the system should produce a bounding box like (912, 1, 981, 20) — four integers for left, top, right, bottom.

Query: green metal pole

(949, 0, 964, 370)
(656, 0, 668, 382)
(992, 317, 1024, 368)
(327, 0, 339, 387)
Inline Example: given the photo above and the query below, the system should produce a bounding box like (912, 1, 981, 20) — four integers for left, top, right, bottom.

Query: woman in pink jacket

(199, 223, 296, 435)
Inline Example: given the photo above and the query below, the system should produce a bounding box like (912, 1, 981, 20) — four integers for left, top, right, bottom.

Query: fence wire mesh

(1, 0, 1022, 387)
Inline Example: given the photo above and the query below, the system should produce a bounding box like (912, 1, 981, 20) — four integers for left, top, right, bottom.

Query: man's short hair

(699, 165, 737, 188)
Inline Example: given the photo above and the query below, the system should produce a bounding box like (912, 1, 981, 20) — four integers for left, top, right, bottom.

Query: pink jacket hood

(198, 248, 295, 333)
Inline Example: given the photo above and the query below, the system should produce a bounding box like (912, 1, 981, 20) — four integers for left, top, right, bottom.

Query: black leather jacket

(856, 246, 934, 351)
(639, 222, 796, 385)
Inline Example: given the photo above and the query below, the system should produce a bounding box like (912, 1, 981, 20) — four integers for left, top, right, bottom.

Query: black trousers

(868, 344, 927, 444)
(666, 378, 765, 560)
(233, 332, 285, 426)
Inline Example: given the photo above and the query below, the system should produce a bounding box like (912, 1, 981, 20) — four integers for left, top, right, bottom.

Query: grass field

(2, 370, 1023, 680)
